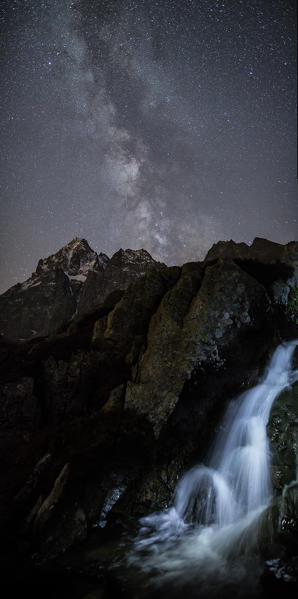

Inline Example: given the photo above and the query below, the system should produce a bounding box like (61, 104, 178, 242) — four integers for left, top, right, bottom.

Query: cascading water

(128, 340, 298, 594)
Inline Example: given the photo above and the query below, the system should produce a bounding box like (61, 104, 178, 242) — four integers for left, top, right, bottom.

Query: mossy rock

(287, 284, 298, 324)
(268, 382, 298, 494)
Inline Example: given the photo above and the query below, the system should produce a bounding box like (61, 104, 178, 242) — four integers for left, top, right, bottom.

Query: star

(0, 0, 296, 294)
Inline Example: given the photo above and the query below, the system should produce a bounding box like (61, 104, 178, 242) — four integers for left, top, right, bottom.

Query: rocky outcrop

(125, 259, 270, 438)
(0, 237, 297, 586)
(205, 237, 298, 266)
(206, 237, 298, 307)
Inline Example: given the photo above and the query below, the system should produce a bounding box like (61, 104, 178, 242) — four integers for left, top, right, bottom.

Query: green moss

(287, 284, 298, 324)
(268, 384, 298, 493)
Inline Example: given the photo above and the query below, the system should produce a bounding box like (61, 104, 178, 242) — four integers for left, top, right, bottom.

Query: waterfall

(128, 340, 298, 591)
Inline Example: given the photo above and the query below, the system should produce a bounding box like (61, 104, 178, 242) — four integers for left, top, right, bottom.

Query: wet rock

(263, 556, 298, 587)
(279, 481, 298, 534)
(268, 382, 298, 495)
(34, 463, 70, 531)
(267, 374, 298, 562)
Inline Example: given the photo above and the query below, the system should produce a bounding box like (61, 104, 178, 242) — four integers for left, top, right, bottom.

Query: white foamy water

(128, 340, 298, 588)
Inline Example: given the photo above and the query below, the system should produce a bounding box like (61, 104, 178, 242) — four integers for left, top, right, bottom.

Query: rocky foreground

(0, 237, 298, 596)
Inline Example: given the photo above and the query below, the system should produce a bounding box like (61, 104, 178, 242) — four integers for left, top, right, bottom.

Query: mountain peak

(63, 237, 92, 251)
(110, 247, 157, 265)
(36, 238, 105, 279)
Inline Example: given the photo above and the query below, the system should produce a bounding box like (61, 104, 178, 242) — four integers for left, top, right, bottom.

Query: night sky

(1, 0, 297, 293)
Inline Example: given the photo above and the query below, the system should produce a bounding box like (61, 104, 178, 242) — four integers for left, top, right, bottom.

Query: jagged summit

(77, 246, 165, 316)
(34, 239, 158, 282)
(108, 248, 159, 273)
(113, 248, 156, 261)
(36, 237, 108, 281)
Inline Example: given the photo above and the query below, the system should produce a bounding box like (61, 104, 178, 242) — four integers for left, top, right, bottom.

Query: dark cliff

(0, 237, 297, 595)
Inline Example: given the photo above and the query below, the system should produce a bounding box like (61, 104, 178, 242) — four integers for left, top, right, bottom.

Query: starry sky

(0, 0, 297, 293)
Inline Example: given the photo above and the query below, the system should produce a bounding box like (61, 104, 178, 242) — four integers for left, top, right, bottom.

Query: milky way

(1, 0, 297, 292)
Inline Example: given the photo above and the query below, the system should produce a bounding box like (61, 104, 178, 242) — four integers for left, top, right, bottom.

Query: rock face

(0, 236, 297, 582)
(125, 259, 270, 437)
(0, 377, 40, 439)
(0, 267, 76, 341)
(268, 373, 298, 547)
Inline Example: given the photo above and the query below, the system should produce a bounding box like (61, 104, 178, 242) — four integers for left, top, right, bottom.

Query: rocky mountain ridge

(1, 236, 297, 342)
(0, 238, 164, 340)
